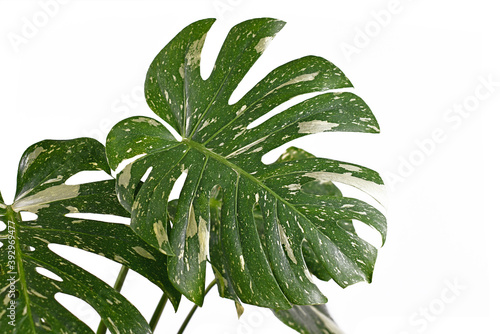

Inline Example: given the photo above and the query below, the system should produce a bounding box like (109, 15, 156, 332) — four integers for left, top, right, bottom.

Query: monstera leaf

(0, 138, 180, 333)
(106, 18, 387, 309)
(273, 304, 344, 334)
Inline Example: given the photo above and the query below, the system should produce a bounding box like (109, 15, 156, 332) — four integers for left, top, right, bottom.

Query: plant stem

(149, 293, 168, 332)
(177, 279, 217, 334)
(96, 266, 130, 334)
(112, 266, 130, 291)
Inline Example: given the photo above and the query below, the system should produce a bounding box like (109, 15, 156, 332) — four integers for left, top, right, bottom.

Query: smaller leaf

(0, 138, 182, 334)
(273, 304, 344, 334)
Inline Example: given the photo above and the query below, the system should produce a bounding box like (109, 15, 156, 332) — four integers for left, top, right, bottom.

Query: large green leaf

(106, 18, 386, 309)
(273, 304, 344, 334)
(0, 138, 180, 333)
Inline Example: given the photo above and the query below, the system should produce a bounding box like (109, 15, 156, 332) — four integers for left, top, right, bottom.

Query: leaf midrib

(182, 139, 313, 230)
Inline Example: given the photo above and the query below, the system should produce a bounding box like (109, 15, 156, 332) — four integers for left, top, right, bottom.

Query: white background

(0, 1, 498, 333)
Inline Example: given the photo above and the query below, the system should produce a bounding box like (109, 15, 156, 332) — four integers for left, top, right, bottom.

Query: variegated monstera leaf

(0, 138, 180, 334)
(274, 303, 344, 334)
(106, 18, 387, 309)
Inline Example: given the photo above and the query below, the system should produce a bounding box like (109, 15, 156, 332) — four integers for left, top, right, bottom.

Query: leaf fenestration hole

(261, 144, 293, 165)
(164, 121, 183, 141)
(168, 171, 188, 203)
(0, 220, 6, 231)
(246, 92, 319, 130)
(54, 293, 101, 332)
(334, 183, 385, 214)
(48, 244, 122, 286)
(65, 170, 113, 185)
(113, 153, 146, 175)
(141, 166, 153, 182)
(352, 220, 383, 248)
(198, 20, 224, 81)
(35, 267, 63, 282)
(117, 268, 164, 321)
(20, 211, 38, 221)
(65, 213, 130, 225)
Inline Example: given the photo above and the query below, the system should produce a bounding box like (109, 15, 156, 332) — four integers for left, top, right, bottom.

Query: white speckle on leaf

(284, 184, 301, 191)
(153, 220, 168, 248)
(24, 146, 46, 171)
(132, 117, 161, 127)
(65, 206, 79, 213)
(278, 224, 297, 264)
(233, 129, 246, 139)
(298, 120, 339, 134)
(13, 184, 81, 213)
(186, 204, 197, 238)
(107, 319, 119, 334)
(239, 255, 245, 271)
(198, 120, 211, 131)
(179, 63, 185, 79)
(297, 222, 305, 234)
(236, 105, 247, 117)
(114, 255, 129, 264)
(225, 136, 268, 159)
(304, 268, 315, 283)
(186, 34, 207, 67)
(249, 147, 263, 154)
(42, 175, 63, 185)
(29, 289, 47, 299)
(118, 164, 132, 188)
(275, 72, 319, 90)
(338, 164, 362, 172)
(254, 36, 273, 53)
(198, 216, 209, 263)
(132, 246, 155, 260)
(3, 294, 10, 306)
(33, 236, 50, 244)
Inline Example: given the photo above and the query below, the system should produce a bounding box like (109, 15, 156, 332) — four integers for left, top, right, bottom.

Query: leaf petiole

(96, 266, 130, 334)
(149, 292, 169, 332)
(177, 279, 217, 334)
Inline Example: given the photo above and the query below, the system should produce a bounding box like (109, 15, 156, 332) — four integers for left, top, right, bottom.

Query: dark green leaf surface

(273, 147, 354, 283)
(273, 304, 344, 334)
(106, 18, 386, 309)
(0, 138, 180, 334)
